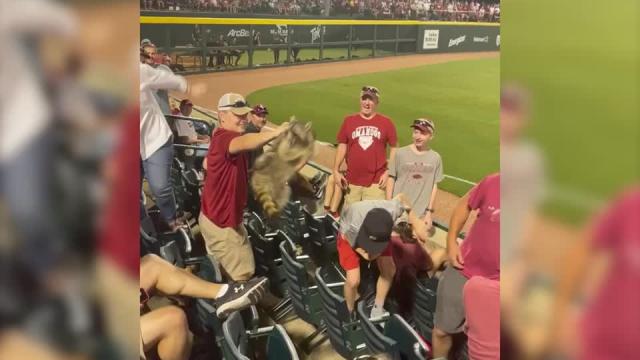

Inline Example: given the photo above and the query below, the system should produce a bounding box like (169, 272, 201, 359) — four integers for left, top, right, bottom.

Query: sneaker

(215, 277, 268, 318)
(369, 304, 389, 322)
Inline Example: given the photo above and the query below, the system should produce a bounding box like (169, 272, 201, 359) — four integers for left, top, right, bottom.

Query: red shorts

(336, 232, 392, 271)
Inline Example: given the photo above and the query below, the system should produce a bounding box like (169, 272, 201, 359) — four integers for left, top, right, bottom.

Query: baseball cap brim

(410, 124, 433, 133)
(361, 91, 379, 101)
(356, 229, 390, 257)
(229, 106, 253, 116)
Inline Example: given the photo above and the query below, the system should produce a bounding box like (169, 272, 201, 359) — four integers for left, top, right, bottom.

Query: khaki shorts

(344, 183, 386, 206)
(198, 213, 255, 281)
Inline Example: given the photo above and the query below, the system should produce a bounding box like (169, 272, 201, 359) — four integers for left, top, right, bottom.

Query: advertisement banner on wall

(422, 29, 439, 50)
(418, 25, 499, 53)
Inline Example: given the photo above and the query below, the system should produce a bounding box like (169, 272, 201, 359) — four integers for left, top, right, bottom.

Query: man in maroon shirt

(198, 93, 289, 281)
(333, 86, 398, 207)
(432, 173, 500, 359)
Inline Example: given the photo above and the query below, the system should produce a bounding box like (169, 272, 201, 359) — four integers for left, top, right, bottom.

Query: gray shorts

(434, 266, 468, 334)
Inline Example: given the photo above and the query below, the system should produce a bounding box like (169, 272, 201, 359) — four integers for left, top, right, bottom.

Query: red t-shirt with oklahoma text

(201, 128, 248, 228)
(460, 173, 500, 280)
(336, 113, 397, 186)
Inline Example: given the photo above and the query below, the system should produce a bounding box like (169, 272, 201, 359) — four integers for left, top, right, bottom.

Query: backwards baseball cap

(141, 38, 153, 47)
(411, 118, 435, 134)
(217, 93, 253, 115)
(360, 85, 380, 101)
(251, 104, 269, 115)
(355, 208, 394, 256)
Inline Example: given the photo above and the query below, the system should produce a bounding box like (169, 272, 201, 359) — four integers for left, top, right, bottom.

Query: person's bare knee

(345, 271, 360, 290)
(140, 254, 168, 290)
(156, 306, 191, 360)
(432, 327, 449, 339)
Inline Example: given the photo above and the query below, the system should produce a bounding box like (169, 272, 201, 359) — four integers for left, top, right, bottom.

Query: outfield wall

(140, 16, 499, 73)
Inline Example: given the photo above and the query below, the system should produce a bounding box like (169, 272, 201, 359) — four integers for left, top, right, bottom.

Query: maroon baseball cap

(180, 99, 193, 107)
(411, 118, 435, 134)
(251, 104, 269, 115)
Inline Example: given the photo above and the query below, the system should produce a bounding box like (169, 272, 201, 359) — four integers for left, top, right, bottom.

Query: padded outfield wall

(140, 15, 499, 73)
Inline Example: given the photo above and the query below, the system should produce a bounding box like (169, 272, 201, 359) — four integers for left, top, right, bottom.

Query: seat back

(245, 221, 272, 276)
(221, 311, 251, 360)
(279, 241, 323, 327)
(159, 240, 185, 268)
(414, 277, 438, 342)
(315, 267, 366, 359)
(188, 298, 223, 338)
(280, 201, 306, 243)
(384, 314, 431, 360)
(246, 225, 288, 297)
(140, 214, 159, 256)
(266, 324, 300, 360)
(302, 210, 338, 266)
(356, 301, 398, 358)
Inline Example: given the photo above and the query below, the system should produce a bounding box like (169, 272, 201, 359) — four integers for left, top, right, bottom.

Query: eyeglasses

(361, 86, 380, 94)
(220, 100, 250, 108)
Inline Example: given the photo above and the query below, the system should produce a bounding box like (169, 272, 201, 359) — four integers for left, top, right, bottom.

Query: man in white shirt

(140, 45, 205, 229)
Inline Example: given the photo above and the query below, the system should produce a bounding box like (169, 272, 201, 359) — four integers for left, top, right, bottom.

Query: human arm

(228, 122, 289, 154)
(424, 155, 444, 228)
(378, 145, 396, 189)
(385, 149, 397, 199)
(446, 190, 472, 269)
(378, 123, 398, 189)
(140, 64, 207, 96)
(423, 183, 438, 226)
(333, 143, 348, 189)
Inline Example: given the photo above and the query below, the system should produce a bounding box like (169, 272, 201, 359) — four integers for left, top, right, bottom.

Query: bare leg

(374, 256, 396, 307)
(323, 174, 336, 209)
(141, 306, 192, 360)
(432, 327, 453, 359)
(140, 254, 221, 299)
(0, 330, 85, 360)
(329, 182, 344, 213)
(344, 267, 360, 313)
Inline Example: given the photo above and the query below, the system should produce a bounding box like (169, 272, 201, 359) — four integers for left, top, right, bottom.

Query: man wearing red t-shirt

(333, 86, 398, 207)
(432, 173, 500, 359)
(198, 93, 289, 281)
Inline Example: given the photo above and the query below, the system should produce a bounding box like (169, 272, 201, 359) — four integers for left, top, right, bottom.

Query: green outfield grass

(502, 1, 638, 222)
(248, 57, 500, 196)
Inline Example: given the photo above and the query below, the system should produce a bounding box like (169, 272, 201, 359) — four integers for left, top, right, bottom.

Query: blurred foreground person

(547, 187, 640, 360)
(140, 254, 267, 360)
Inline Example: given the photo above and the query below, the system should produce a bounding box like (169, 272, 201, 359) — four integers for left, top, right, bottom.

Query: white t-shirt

(0, 0, 76, 162)
(140, 63, 187, 159)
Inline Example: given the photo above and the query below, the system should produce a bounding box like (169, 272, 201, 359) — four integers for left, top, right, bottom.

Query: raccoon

(251, 119, 315, 218)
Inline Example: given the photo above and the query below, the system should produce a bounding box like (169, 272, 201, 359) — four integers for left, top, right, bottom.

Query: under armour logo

(234, 285, 244, 293)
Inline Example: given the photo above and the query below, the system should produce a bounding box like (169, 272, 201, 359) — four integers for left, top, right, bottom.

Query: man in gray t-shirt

(387, 118, 443, 229)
